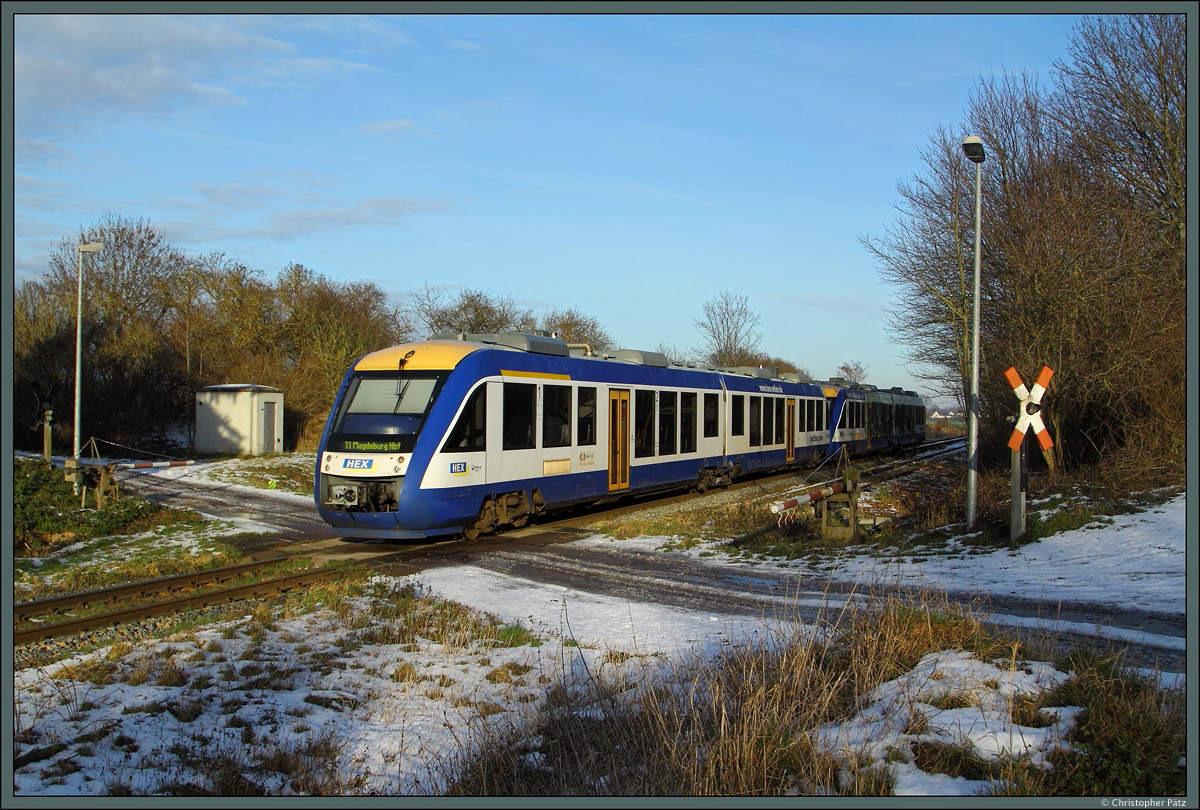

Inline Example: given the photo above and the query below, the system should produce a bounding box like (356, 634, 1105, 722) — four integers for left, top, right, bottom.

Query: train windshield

(326, 371, 448, 453)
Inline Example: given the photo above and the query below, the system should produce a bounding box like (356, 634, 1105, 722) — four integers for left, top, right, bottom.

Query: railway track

(15, 440, 957, 648)
(442, 537, 1188, 675)
(512, 438, 966, 535)
(16, 437, 1184, 679)
(14, 559, 332, 646)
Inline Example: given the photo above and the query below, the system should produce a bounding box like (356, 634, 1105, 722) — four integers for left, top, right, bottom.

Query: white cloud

(193, 182, 282, 210)
(10, 15, 360, 143)
(175, 197, 449, 244)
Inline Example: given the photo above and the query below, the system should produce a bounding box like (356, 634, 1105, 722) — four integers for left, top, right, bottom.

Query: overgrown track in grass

(14, 558, 330, 645)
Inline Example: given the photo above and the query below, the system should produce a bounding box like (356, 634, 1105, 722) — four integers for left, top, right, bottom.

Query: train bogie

(315, 333, 925, 539)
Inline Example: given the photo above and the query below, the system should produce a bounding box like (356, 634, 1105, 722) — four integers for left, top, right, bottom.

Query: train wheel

(463, 525, 481, 540)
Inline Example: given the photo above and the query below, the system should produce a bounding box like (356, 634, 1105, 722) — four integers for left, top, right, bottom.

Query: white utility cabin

(195, 384, 284, 455)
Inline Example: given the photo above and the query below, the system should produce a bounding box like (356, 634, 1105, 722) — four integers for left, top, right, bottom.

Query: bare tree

(409, 284, 535, 337)
(541, 306, 615, 351)
(275, 263, 413, 446)
(193, 259, 280, 385)
(859, 124, 977, 402)
(862, 14, 1184, 473)
(1053, 14, 1185, 261)
(42, 214, 190, 361)
(655, 342, 691, 366)
(836, 360, 868, 384)
(19, 215, 194, 446)
(694, 290, 762, 368)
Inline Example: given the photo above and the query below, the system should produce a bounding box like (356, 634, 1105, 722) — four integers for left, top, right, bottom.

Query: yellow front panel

(355, 341, 481, 371)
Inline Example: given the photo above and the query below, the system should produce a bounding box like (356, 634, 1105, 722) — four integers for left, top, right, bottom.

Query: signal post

(1003, 366, 1054, 541)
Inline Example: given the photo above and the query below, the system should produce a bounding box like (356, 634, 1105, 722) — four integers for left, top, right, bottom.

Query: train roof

(355, 332, 916, 397)
(427, 332, 822, 382)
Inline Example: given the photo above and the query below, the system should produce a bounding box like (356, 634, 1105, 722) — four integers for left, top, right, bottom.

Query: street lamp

(74, 241, 104, 474)
(962, 136, 985, 529)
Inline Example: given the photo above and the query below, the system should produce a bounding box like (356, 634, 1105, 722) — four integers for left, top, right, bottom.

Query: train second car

(314, 332, 924, 540)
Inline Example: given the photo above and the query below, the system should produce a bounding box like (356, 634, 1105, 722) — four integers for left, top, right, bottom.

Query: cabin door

(785, 398, 796, 463)
(608, 389, 630, 491)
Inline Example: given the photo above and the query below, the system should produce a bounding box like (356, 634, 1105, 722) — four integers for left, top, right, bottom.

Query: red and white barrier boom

(769, 483, 845, 515)
(1003, 365, 1054, 452)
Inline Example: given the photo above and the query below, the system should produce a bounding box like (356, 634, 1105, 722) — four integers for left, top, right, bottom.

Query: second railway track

(24, 439, 1181, 678)
(14, 559, 332, 646)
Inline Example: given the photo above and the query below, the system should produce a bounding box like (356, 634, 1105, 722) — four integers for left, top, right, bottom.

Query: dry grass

(441, 585, 1185, 797)
(16, 453, 1184, 797)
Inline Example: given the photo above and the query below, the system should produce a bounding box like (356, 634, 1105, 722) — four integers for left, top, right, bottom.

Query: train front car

(822, 380, 926, 459)
(823, 381, 868, 458)
(315, 340, 482, 540)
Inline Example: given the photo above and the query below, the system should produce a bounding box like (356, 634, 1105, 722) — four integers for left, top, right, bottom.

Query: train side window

(703, 393, 719, 438)
(775, 398, 785, 444)
(659, 390, 677, 456)
(805, 399, 814, 432)
(731, 395, 745, 437)
(503, 383, 536, 450)
(443, 384, 487, 452)
(634, 390, 656, 458)
(749, 396, 761, 447)
(762, 397, 774, 445)
(543, 384, 572, 448)
(680, 392, 697, 453)
(577, 386, 597, 446)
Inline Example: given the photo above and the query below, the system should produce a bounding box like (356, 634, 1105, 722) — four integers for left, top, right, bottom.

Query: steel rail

(14, 556, 299, 623)
(14, 569, 333, 646)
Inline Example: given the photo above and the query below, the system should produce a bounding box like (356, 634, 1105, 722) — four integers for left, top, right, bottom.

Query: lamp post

(74, 241, 104, 473)
(962, 136, 985, 529)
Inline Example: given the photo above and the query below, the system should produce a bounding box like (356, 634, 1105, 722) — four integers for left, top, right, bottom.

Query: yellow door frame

(608, 389, 630, 491)
(786, 398, 796, 463)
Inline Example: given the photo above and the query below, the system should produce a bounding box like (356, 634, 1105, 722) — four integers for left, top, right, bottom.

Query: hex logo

(343, 458, 373, 469)
(450, 461, 468, 476)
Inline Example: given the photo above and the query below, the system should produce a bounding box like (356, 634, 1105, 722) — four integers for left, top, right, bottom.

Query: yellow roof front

(354, 341, 482, 372)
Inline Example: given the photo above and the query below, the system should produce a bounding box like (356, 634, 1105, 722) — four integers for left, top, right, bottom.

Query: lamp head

(78, 242, 104, 252)
(962, 136, 985, 164)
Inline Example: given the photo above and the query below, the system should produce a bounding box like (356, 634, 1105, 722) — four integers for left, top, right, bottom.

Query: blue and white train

(314, 332, 925, 540)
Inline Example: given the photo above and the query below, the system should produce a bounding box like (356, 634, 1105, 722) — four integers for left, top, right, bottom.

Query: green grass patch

(199, 453, 316, 496)
(1028, 651, 1186, 796)
(13, 457, 204, 556)
(492, 622, 541, 648)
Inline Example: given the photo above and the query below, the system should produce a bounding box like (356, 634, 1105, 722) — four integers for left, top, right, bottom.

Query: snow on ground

(9, 455, 1190, 797)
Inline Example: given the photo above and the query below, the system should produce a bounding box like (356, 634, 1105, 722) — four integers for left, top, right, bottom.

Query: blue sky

(11, 11, 1088, 398)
